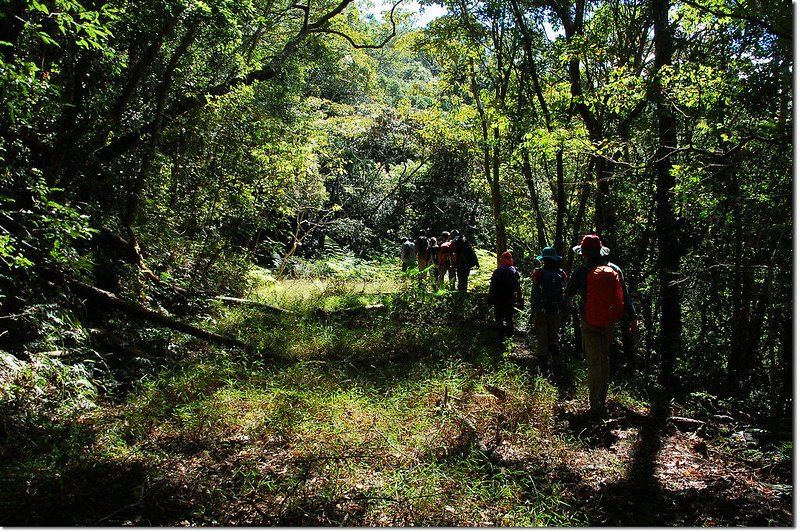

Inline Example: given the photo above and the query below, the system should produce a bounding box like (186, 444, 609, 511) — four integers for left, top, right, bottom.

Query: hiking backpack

(531, 268, 566, 314)
(428, 241, 439, 265)
(415, 235, 428, 256)
(437, 240, 454, 266)
(401, 241, 415, 260)
(490, 265, 520, 302)
(584, 264, 625, 327)
(455, 236, 479, 268)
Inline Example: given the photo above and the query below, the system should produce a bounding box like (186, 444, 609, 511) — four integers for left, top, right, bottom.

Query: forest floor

(0, 259, 793, 526)
(504, 342, 793, 527)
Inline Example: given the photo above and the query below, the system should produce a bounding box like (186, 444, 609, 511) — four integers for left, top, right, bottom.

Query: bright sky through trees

(367, 0, 447, 26)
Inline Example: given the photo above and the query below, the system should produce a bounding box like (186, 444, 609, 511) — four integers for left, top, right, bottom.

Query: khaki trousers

(581, 319, 614, 414)
(533, 311, 562, 359)
(417, 257, 428, 279)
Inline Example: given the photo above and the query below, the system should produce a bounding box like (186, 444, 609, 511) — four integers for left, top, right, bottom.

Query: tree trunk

(492, 127, 508, 255)
(511, 0, 566, 253)
(593, 155, 615, 238)
(121, 26, 198, 292)
(555, 150, 566, 253)
(521, 153, 548, 249)
(469, 62, 507, 258)
(653, 0, 681, 391)
(769, 315, 792, 435)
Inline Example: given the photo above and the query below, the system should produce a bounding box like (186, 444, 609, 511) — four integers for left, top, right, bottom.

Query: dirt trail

(506, 338, 793, 526)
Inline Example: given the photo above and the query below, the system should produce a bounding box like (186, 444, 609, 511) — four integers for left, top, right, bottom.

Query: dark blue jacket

(489, 265, 521, 307)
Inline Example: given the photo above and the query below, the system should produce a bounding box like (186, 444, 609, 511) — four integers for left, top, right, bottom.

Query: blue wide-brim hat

(536, 246, 563, 262)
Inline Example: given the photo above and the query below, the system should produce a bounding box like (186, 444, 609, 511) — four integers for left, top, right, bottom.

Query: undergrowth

(0, 252, 792, 526)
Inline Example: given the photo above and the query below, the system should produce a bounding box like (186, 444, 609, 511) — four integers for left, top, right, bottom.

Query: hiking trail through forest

(499, 339, 793, 526)
(1, 286, 792, 527)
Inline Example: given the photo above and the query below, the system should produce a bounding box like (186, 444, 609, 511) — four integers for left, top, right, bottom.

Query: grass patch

(1, 252, 790, 526)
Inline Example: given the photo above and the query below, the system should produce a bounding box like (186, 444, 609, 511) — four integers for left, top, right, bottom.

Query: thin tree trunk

(469, 61, 507, 258)
(521, 153, 548, 249)
(555, 150, 566, 253)
(109, 12, 183, 127)
(511, 0, 566, 252)
(653, 0, 681, 391)
(122, 26, 198, 290)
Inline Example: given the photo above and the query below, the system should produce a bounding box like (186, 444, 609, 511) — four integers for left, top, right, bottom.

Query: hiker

(565, 234, 639, 418)
(400, 236, 415, 271)
(488, 251, 523, 341)
(437, 231, 456, 289)
(530, 246, 568, 378)
(414, 230, 430, 278)
(452, 230, 479, 291)
(427, 236, 439, 285)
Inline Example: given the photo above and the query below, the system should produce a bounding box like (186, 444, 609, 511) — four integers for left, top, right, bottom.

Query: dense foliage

(0, 0, 792, 503)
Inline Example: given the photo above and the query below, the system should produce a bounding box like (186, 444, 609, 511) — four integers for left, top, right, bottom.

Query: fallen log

(215, 296, 294, 314)
(70, 280, 248, 350)
(314, 303, 386, 319)
(668, 416, 706, 431)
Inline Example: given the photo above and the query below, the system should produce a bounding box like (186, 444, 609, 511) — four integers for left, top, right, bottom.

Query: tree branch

(681, 0, 791, 41)
(95, 0, 357, 162)
(308, 0, 402, 49)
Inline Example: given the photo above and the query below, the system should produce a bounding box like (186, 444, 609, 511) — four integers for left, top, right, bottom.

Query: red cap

(572, 234, 610, 257)
(580, 234, 603, 250)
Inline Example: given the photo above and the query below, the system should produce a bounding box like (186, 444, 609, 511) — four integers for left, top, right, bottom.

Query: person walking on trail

(488, 251, 523, 341)
(530, 246, 568, 378)
(437, 231, 456, 289)
(453, 230, 480, 292)
(565, 234, 639, 418)
(427, 236, 439, 285)
(414, 230, 430, 278)
(400, 236, 415, 272)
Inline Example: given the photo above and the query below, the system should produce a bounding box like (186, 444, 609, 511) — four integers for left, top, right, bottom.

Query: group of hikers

(487, 233, 640, 418)
(399, 230, 480, 291)
(400, 229, 639, 417)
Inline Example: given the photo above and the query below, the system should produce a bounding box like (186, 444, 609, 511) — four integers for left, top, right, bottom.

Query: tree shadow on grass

(0, 457, 198, 526)
(0, 427, 312, 526)
(554, 401, 686, 524)
(583, 420, 672, 526)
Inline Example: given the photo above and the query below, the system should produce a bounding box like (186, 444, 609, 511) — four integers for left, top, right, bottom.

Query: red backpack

(438, 241, 454, 266)
(584, 265, 624, 327)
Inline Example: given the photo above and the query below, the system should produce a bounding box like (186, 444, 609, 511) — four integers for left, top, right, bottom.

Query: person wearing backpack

(414, 230, 430, 278)
(530, 246, 568, 378)
(436, 231, 456, 289)
(400, 236, 415, 271)
(453, 231, 480, 291)
(565, 234, 639, 418)
(427, 236, 439, 286)
(488, 251, 523, 341)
